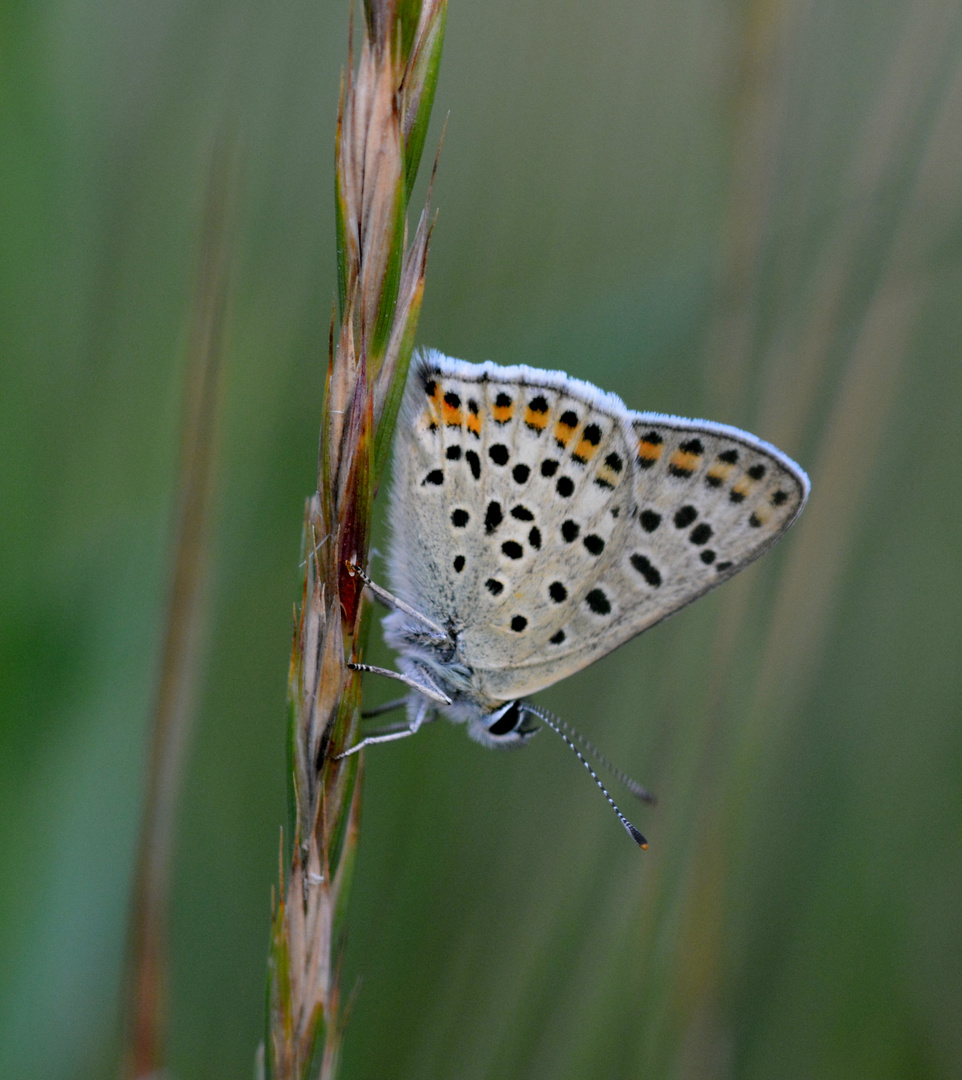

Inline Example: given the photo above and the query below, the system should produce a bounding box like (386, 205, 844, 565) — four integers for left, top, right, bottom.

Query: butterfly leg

(336, 697, 433, 758)
(361, 696, 409, 719)
(346, 561, 450, 640)
(348, 661, 451, 705)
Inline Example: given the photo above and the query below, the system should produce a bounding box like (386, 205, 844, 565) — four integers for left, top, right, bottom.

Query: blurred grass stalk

(264, 2, 445, 1078)
(122, 141, 235, 1079)
(645, 0, 962, 1068)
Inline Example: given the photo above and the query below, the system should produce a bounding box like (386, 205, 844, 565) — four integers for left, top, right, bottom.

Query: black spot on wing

(585, 589, 611, 615)
(689, 523, 712, 545)
(630, 553, 662, 587)
(484, 501, 503, 534)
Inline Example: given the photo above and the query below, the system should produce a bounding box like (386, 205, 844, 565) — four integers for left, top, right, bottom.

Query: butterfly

(345, 350, 809, 844)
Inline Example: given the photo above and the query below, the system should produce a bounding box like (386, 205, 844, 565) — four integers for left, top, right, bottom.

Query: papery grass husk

(264, 3, 445, 1078)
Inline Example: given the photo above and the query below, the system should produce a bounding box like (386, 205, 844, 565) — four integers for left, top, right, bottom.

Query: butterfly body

(381, 350, 809, 748)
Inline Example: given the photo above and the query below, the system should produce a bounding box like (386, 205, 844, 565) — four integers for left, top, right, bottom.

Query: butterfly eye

(484, 702, 540, 743)
(487, 702, 522, 737)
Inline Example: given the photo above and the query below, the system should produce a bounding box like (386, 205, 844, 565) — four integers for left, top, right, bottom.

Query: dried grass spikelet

(264, 3, 446, 1079)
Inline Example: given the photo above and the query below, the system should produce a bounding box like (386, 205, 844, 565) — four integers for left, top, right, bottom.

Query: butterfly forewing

(535, 416, 807, 683)
(601, 415, 808, 639)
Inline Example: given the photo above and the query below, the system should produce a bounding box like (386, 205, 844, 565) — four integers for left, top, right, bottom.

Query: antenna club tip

(626, 823, 648, 848)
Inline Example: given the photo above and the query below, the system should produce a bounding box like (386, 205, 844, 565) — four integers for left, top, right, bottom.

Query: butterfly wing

(387, 351, 808, 704)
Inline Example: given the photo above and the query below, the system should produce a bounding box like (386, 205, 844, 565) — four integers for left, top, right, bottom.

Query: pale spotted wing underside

(387, 351, 809, 703)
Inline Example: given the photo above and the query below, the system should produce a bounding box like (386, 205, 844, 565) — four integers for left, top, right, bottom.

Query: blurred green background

(3, 1, 962, 1077)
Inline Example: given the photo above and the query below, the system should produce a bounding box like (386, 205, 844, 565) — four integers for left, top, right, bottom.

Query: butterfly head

(465, 700, 540, 749)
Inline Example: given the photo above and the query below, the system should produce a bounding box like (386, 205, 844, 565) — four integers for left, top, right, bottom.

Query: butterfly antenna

(519, 703, 648, 849)
(522, 702, 656, 804)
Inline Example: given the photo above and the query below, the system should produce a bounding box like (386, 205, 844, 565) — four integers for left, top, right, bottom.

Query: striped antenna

(519, 702, 650, 849)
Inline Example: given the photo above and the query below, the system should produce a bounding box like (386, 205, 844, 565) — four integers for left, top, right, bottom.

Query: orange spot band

(670, 449, 700, 473)
(555, 420, 575, 446)
(573, 437, 599, 462)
